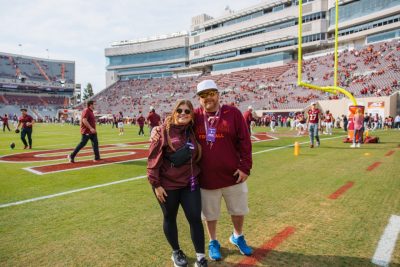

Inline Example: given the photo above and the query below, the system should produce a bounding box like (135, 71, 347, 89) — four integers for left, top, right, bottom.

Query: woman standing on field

(147, 99, 207, 267)
(351, 108, 364, 148)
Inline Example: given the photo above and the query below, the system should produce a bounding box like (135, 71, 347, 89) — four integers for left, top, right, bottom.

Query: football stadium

(1, 0, 400, 266)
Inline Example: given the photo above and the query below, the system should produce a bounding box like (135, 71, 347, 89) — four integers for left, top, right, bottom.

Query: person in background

(147, 108, 161, 134)
(324, 110, 333, 135)
(394, 114, 400, 130)
(68, 100, 101, 163)
(16, 108, 35, 149)
(306, 103, 321, 148)
(1, 114, 11, 132)
(242, 106, 253, 134)
(117, 111, 124, 136)
(137, 111, 145, 136)
(342, 115, 348, 132)
(351, 109, 364, 148)
(270, 114, 276, 132)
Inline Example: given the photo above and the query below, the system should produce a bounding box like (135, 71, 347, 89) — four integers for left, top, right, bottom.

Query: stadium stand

(0, 53, 75, 120)
(0, 54, 74, 84)
(87, 40, 400, 115)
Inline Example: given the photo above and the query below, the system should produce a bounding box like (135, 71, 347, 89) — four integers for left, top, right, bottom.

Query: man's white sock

(233, 232, 243, 239)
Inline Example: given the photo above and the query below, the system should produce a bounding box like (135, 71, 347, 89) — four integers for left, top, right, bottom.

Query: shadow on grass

(210, 249, 400, 267)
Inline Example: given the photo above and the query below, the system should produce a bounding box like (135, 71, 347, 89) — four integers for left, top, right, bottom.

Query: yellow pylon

(294, 142, 300, 156)
(365, 130, 369, 138)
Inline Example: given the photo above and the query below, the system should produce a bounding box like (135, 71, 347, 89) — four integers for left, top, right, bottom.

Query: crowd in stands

(84, 39, 399, 117)
(0, 94, 67, 107)
(0, 94, 68, 120)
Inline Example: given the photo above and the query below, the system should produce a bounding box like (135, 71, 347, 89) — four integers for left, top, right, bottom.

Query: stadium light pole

(46, 49, 49, 59)
(18, 44, 22, 54)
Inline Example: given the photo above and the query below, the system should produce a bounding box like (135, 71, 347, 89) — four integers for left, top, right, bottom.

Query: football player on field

(306, 103, 322, 148)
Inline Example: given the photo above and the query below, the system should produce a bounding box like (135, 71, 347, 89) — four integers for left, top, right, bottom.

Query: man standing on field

(147, 108, 161, 134)
(194, 80, 253, 261)
(307, 102, 321, 148)
(1, 114, 11, 132)
(68, 100, 101, 163)
(16, 108, 35, 149)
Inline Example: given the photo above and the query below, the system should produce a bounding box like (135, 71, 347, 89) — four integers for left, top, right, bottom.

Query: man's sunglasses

(199, 90, 218, 98)
(176, 108, 191, 115)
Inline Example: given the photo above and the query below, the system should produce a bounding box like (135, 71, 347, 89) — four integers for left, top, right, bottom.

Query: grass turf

(0, 124, 399, 266)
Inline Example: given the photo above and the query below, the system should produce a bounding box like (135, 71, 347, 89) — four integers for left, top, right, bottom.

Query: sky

(0, 0, 264, 94)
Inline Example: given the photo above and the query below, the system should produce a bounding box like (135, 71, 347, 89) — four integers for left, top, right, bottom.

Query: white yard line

(0, 135, 345, 208)
(252, 135, 344, 155)
(23, 157, 146, 175)
(0, 175, 147, 208)
(371, 215, 400, 267)
(0, 136, 147, 151)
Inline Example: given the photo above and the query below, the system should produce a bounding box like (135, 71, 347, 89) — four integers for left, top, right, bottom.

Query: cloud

(0, 0, 262, 93)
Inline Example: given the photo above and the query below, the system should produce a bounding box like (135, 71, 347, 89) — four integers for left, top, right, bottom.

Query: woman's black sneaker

(194, 257, 208, 267)
(171, 250, 188, 267)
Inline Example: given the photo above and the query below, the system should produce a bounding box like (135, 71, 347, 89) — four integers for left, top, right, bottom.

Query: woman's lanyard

(187, 132, 196, 192)
(203, 106, 221, 148)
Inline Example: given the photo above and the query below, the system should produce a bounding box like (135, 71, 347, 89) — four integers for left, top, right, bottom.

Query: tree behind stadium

(82, 83, 94, 100)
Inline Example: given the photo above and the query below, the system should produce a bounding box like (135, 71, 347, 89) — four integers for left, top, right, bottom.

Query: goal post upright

(297, 0, 358, 105)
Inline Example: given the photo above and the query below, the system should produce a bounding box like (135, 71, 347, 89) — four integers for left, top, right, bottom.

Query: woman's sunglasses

(176, 108, 191, 115)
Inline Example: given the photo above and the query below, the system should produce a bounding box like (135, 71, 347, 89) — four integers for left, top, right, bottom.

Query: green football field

(0, 124, 399, 267)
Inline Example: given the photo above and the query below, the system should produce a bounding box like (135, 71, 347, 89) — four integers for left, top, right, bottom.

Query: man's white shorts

(118, 122, 124, 128)
(201, 182, 249, 221)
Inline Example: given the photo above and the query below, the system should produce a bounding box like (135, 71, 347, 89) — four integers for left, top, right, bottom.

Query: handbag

(165, 129, 193, 167)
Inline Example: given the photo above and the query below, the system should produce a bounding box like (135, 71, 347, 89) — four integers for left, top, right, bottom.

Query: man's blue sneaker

(208, 240, 222, 261)
(229, 234, 253, 256)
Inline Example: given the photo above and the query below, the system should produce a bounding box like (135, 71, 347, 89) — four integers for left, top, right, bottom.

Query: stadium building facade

(105, 0, 400, 87)
(105, 32, 189, 86)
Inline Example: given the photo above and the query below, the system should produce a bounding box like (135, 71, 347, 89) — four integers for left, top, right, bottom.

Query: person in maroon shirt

(1, 114, 11, 132)
(16, 108, 35, 149)
(147, 100, 207, 267)
(117, 111, 124, 136)
(151, 80, 253, 261)
(306, 102, 322, 148)
(147, 108, 161, 134)
(68, 101, 100, 163)
(195, 80, 253, 260)
(137, 112, 145, 136)
(242, 106, 253, 134)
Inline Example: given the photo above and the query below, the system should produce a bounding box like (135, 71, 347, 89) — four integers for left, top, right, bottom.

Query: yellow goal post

(297, 0, 357, 106)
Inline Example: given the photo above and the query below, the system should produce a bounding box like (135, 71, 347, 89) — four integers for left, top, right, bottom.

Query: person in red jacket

(195, 80, 253, 261)
(306, 102, 322, 148)
(16, 108, 35, 149)
(147, 108, 162, 134)
(242, 106, 253, 134)
(151, 80, 253, 261)
(68, 101, 101, 163)
(147, 99, 207, 267)
(137, 111, 145, 136)
(1, 114, 11, 132)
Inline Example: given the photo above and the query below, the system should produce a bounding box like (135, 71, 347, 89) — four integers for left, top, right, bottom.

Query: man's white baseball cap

(248, 105, 253, 110)
(197, 80, 218, 95)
